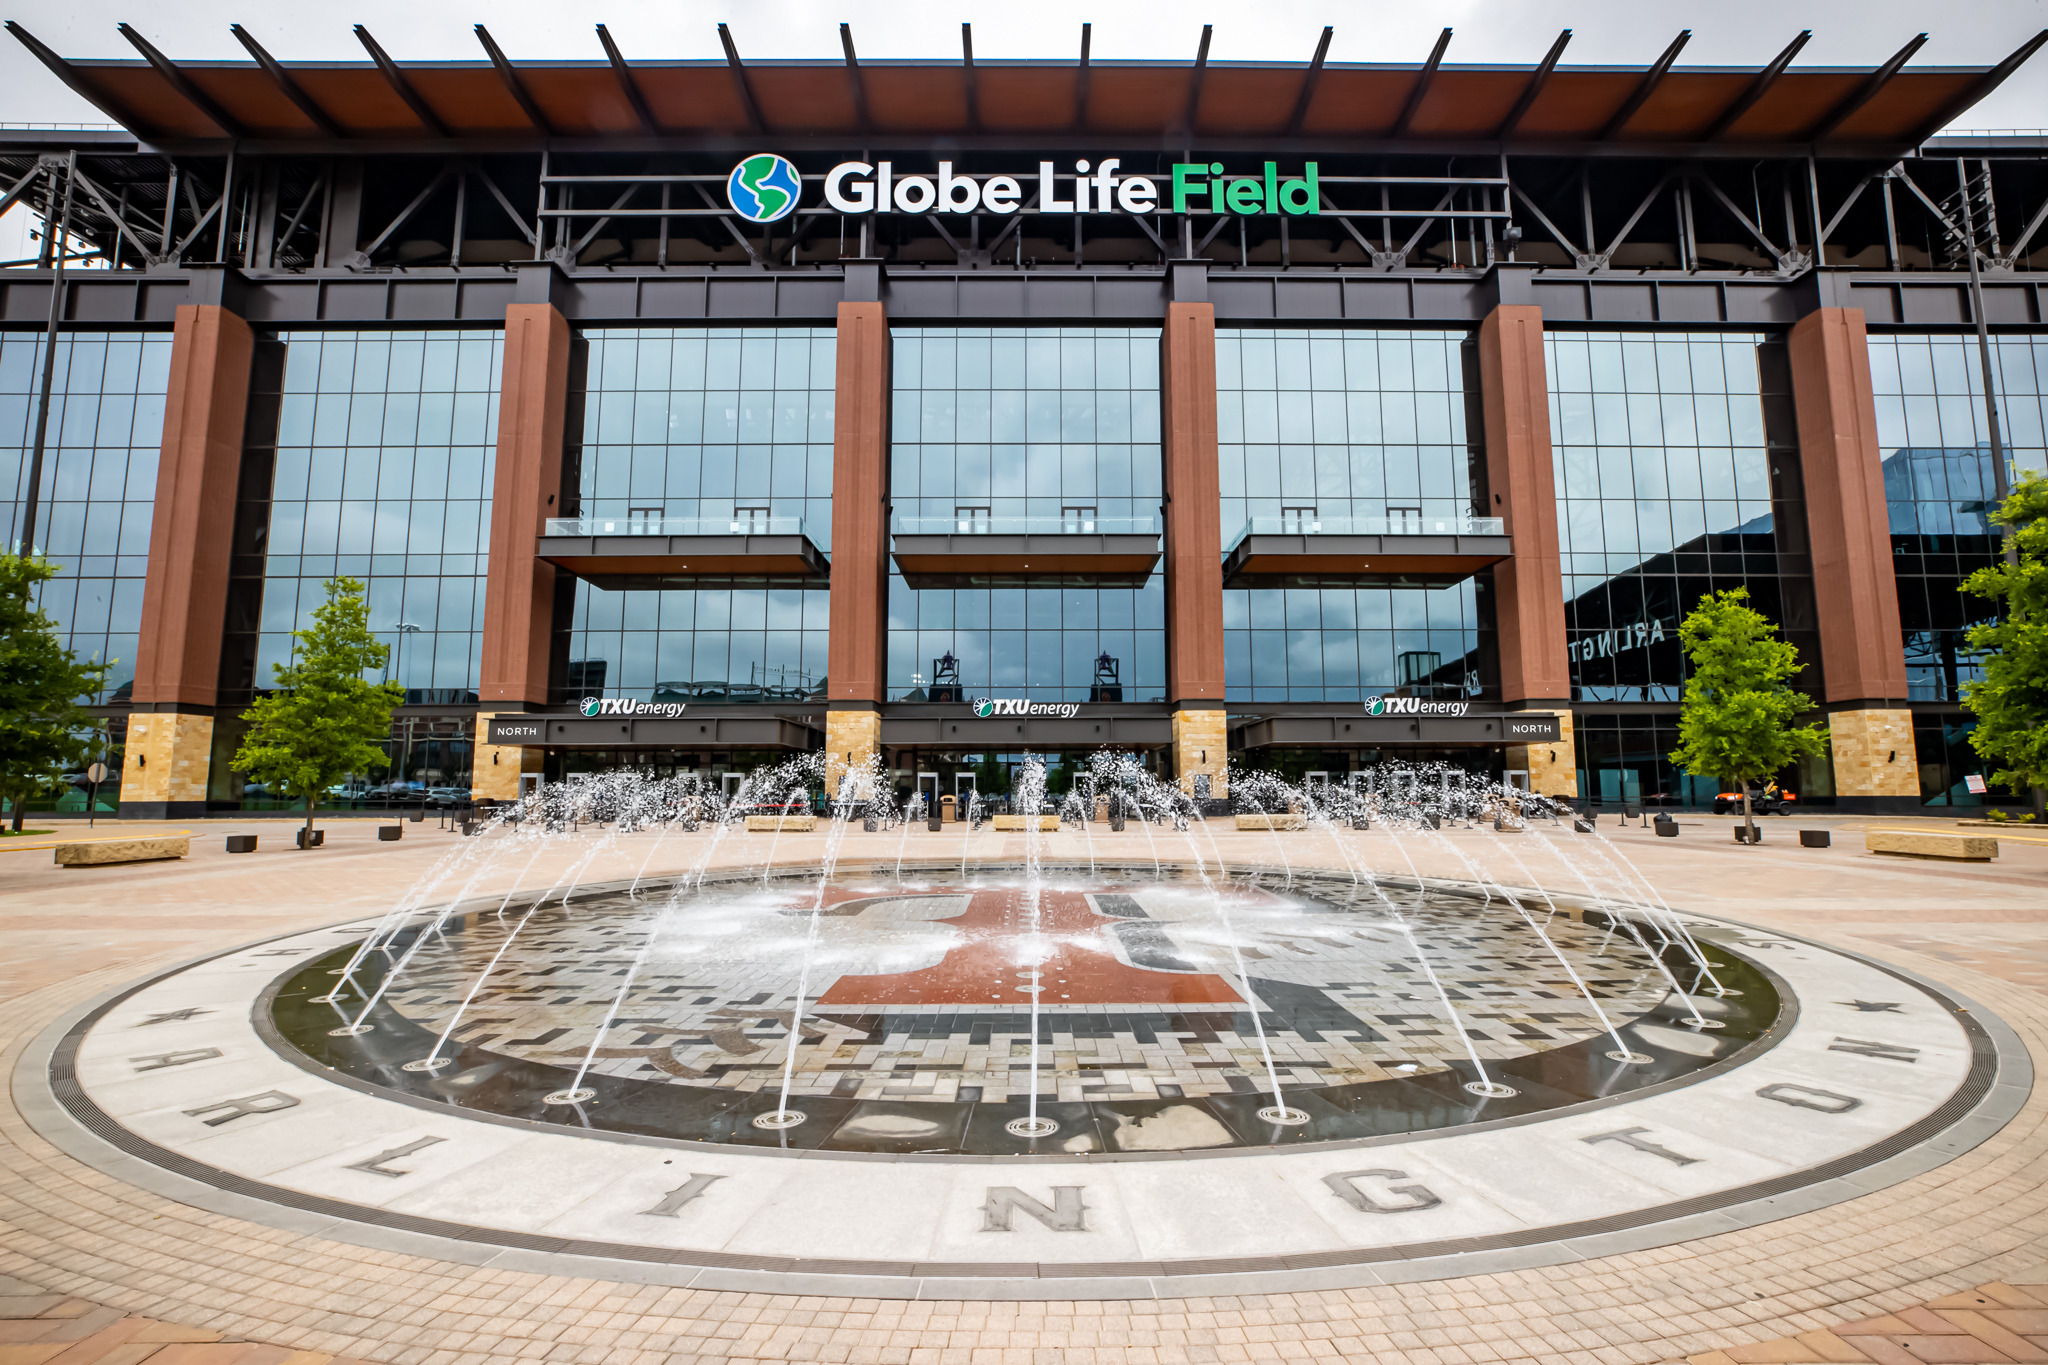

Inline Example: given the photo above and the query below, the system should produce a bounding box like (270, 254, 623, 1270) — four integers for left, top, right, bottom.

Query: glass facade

(1216, 329, 1483, 702)
(561, 328, 835, 703)
(1867, 334, 2048, 703)
(886, 327, 1165, 702)
(0, 331, 170, 704)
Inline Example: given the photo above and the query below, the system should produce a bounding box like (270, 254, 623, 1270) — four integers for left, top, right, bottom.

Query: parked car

(425, 786, 470, 808)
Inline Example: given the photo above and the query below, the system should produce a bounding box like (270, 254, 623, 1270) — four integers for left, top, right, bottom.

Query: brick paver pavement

(1, 813, 2045, 1365)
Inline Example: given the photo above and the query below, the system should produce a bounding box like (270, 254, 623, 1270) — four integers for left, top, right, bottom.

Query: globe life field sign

(730, 156, 1323, 219)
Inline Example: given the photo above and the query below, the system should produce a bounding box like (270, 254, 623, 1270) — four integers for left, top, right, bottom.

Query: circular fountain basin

(33, 861, 2012, 1296)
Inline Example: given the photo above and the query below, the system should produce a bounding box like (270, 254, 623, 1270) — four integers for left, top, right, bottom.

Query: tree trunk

(10, 798, 22, 833)
(1742, 789, 1756, 843)
(2035, 785, 2045, 825)
(304, 795, 315, 845)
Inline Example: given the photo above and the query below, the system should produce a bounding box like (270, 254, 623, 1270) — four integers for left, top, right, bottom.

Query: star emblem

(1838, 1000, 1903, 1013)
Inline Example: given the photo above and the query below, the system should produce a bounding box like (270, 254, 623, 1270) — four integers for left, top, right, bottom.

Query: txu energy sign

(734, 158, 1323, 218)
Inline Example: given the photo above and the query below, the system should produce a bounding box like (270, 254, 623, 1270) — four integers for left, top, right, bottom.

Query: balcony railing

(897, 515, 1160, 536)
(545, 515, 808, 537)
(1226, 513, 1504, 550)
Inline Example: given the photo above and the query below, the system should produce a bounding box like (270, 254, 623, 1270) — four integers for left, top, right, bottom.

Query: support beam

(354, 25, 448, 138)
(1807, 34, 1927, 144)
(1286, 26, 1334, 135)
(826, 301, 889, 709)
(1075, 24, 1093, 129)
(961, 24, 980, 132)
(475, 25, 556, 138)
(479, 303, 571, 707)
(1702, 30, 1811, 142)
(1391, 28, 1451, 137)
(718, 24, 768, 134)
(124, 303, 254, 819)
(1181, 26, 1213, 138)
(231, 25, 342, 138)
(840, 24, 873, 134)
(595, 25, 659, 135)
(1907, 29, 2048, 146)
(5, 22, 150, 134)
(118, 23, 247, 139)
(1599, 29, 1690, 141)
(1477, 304, 1569, 712)
(1498, 30, 1571, 139)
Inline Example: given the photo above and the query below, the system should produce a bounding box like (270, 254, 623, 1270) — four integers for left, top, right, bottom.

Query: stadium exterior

(2, 21, 2045, 818)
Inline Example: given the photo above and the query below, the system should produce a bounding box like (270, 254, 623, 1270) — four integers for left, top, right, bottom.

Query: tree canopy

(1668, 587, 1825, 834)
(232, 577, 404, 835)
(1960, 470, 2048, 800)
(0, 555, 109, 828)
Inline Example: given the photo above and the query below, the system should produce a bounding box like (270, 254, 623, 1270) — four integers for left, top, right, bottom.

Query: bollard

(1799, 829, 1831, 848)
(225, 834, 257, 854)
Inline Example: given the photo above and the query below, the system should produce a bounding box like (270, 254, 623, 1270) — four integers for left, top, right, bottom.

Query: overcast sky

(3, 0, 2044, 260)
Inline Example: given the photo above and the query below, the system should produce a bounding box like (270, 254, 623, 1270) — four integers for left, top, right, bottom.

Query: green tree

(1668, 587, 1826, 842)
(1960, 471, 2048, 818)
(232, 577, 404, 843)
(0, 555, 109, 831)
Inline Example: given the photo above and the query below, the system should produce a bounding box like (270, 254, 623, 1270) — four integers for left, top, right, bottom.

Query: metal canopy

(881, 712, 1173, 749)
(10, 22, 2044, 152)
(1222, 530, 1513, 587)
(486, 712, 819, 749)
(891, 531, 1161, 588)
(534, 530, 829, 588)
(1233, 711, 1563, 749)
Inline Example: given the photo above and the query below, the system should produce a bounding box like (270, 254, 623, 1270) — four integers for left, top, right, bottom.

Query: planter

(1655, 818, 1679, 837)
(1572, 818, 1595, 833)
(295, 828, 325, 849)
(377, 825, 403, 841)
(1733, 826, 1761, 845)
(224, 834, 257, 854)
(1799, 829, 1831, 848)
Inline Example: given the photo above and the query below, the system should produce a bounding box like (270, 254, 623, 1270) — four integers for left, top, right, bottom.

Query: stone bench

(1236, 814, 1307, 832)
(1867, 829, 1997, 861)
(990, 814, 1060, 832)
(55, 836, 189, 867)
(745, 814, 817, 833)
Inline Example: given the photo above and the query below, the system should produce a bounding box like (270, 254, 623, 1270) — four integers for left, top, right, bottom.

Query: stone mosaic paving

(371, 874, 1676, 1103)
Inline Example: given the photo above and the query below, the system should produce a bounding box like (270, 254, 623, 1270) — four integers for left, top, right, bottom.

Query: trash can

(941, 794, 958, 823)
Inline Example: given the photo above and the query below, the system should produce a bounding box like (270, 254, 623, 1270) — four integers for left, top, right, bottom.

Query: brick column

(474, 303, 571, 799)
(1477, 305, 1574, 798)
(826, 301, 890, 795)
(122, 304, 254, 819)
(1788, 307, 1919, 813)
(1161, 302, 1227, 798)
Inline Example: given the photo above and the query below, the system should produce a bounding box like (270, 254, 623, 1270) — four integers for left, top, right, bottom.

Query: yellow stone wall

(1829, 708, 1919, 799)
(825, 709, 882, 797)
(471, 713, 544, 801)
(124, 712, 214, 805)
(1172, 708, 1229, 797)
(1506, 710, 1578, 798)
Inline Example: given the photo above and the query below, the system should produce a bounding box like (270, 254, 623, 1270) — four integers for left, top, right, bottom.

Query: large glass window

(887, 327, 1165, 702)
(561, 328, 835, 703)
(252, 330, 501, 700)
(1216, 329, 1483, 703)
(1866, 334, 2048, 703)
(0, 331, 169, 703)
(1548, 331, 1797, 703)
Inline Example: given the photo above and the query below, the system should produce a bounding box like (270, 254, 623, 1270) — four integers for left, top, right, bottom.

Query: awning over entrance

(1233, 710, 1561, 748)
(1222, 516, 1510, 587)
(881, 707, 1172, 749)
(487, 711, 819, 749)
(536, 516, 827, 589)
(891, 516, 1160, 588)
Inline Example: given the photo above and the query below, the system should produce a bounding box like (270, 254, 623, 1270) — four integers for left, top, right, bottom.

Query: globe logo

(727, 154, 801, 223)
(1367, 697, 1386, 716)
(973, 698, 994, 718)
(580, 697, 601, 717)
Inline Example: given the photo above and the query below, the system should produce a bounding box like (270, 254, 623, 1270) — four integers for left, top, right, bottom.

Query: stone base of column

(825, 709, 882, 798)
(1829, 707, 1921, 814)
(471, 713, 544, 802)
(1171, 709, 1228, 799)
(118, 711, 215, 820)
(1505, 709, 1577, 799)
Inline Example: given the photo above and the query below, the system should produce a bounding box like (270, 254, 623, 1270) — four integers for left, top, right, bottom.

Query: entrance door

(917, 771, 939, 819)
(955, 772, 977, 804)
(1505, 769, 1531, 792)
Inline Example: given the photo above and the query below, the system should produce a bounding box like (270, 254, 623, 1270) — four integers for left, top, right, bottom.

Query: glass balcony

(536, 513, 827, 586)
(895, 515, 1160, 536)
(1225, 514, 1505, 552)
(1222, 512, 1512, 587)
(545, 515, 809, 537)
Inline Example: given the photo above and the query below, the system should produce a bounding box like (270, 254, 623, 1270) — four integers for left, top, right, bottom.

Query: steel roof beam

(839, 24, 872, 135)
(1391, 28, 1451, 137)
(1702, 31, 1811, 142)
(1807, 33, 1927, 144)
(355, 26, 448, 138)
(595, 25, 659, 136)
(1075, 24, 1093, 129)
(475, 25, 556, 138)
(1286, 27, 1335, 135)
(1498, 30, 1571, 139)
(230, 25, 342, 138)
(1182, 25, 1213, 139)
(718, 24, 768, 134)
(5, 22, 148, 133)
(1906, 28, 2048, 147)
(1600, 29, 1690, 141)
(961, 24, 979, 132)
(117, 23, 246, 139)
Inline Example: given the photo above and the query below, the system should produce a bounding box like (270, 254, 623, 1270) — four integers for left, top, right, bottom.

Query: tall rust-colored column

(1789, 306, 1918, 813)
(1161, 302, 1227, 797)
(475, 303, 571, 799)
(1477, 304, 1575, 797)
(825, 301, 889, 796)
(122, 303, 254, 819)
